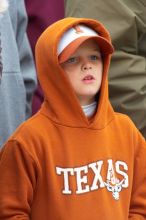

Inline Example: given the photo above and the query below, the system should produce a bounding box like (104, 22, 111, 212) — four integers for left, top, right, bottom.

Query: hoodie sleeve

(16, 0, 37, 118)
(129, 128, 146, 219)
(0, 140, 37, 219)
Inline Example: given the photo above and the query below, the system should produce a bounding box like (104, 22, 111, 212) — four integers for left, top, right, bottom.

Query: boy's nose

(82, 60, 92, 71)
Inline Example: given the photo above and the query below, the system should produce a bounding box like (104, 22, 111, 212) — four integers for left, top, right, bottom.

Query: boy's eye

(89, 55, 99, 61)
(66, 57, 77, 63)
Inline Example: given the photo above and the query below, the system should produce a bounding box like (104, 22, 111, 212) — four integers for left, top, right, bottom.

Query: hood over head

(35, 17, 115, 129)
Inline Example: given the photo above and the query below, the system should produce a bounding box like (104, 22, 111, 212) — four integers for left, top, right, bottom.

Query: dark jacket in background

(25, 0, 64, 114)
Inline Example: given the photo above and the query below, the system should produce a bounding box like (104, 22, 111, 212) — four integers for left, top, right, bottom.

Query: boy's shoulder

(113, 111, 145, 139)
(115, 111, 132, 121)
(112, 112, 146, 148)
(114, 111, 138, 131)
(1, 112, 51, 160)
(8, 112, 51, 142)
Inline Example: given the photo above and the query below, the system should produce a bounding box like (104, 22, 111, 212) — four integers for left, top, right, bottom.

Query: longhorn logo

(73, 25, 84, 34)
(104, 169, 125, 200)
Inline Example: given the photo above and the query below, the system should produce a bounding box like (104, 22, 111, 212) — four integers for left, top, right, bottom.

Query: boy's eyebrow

(94, 47, 100, 51)
(92, 48, 101, 53)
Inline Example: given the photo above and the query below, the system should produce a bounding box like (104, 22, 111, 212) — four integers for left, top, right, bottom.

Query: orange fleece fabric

(0, 17, 146, 220)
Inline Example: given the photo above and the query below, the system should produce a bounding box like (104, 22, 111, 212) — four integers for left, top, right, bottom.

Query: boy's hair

(58, 24, 114, 63)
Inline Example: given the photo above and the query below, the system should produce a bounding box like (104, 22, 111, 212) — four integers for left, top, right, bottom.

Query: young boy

(0, 17, 146, 219)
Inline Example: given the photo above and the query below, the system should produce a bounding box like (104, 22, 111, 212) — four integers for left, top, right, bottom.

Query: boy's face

(60, 39, 103, 105)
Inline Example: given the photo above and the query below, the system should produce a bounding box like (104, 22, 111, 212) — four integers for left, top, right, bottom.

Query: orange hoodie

(0, 17, 146, 220)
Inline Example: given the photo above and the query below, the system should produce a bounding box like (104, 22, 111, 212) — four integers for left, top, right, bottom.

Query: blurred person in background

(0, 0, 9, 81)
(0, 0, 37, 147)
(25, 0, 64, 114)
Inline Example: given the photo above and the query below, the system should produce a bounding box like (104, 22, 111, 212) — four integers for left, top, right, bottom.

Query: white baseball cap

(58, 24, 114, 63)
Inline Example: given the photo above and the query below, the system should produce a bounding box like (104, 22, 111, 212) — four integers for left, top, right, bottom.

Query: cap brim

(58, 36, 114, 64)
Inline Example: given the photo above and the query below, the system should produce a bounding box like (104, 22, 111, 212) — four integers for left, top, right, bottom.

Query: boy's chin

(77, 94, 97, 106)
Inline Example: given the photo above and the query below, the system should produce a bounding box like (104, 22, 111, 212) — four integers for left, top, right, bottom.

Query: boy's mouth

(82, 75, 95, 83)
